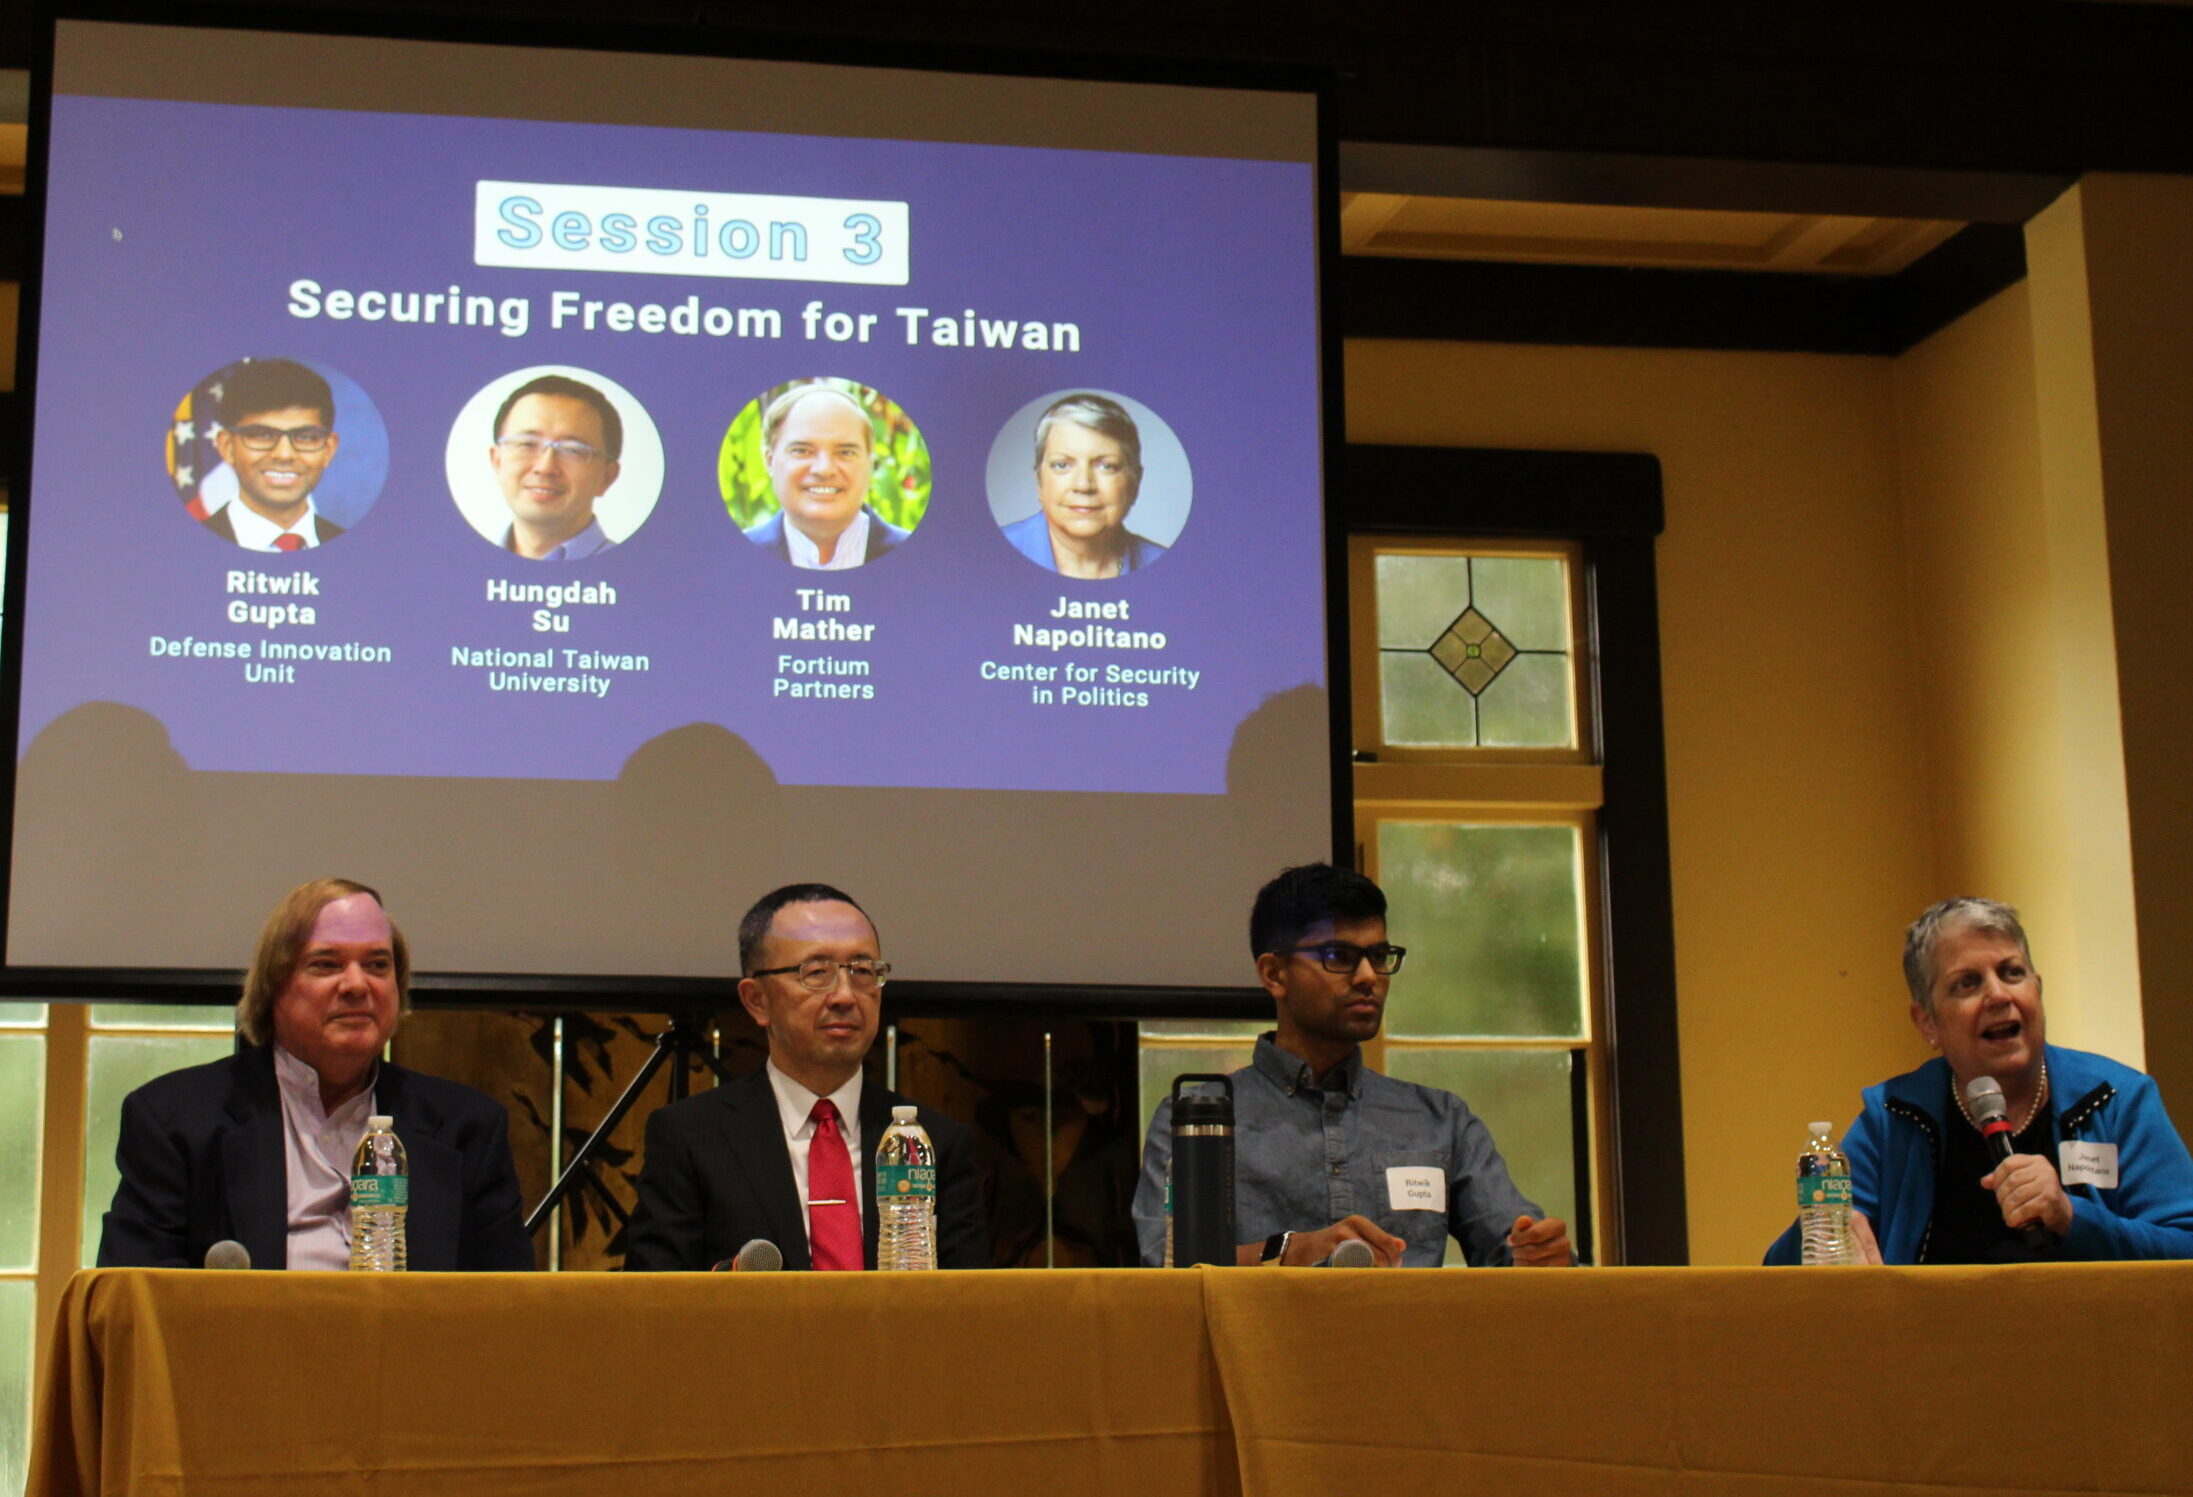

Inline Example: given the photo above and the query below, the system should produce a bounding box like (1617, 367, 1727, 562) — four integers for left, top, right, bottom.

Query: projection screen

(3, 16, 1339, 996)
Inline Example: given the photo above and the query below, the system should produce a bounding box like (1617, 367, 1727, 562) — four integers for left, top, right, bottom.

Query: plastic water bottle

(1798, 1120, 1861, 1265)
(874, 1105, 937, 1271)
(349, 1115, 409, 1272)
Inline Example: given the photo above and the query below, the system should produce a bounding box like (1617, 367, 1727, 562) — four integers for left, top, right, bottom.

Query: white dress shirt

(762, 1060, 865, 1248)
(225, 494, 327, 550)
(784, 507, 871, 570)
(272, 1043, 378, 1271)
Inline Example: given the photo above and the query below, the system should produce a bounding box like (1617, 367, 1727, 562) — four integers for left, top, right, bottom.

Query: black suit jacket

(201, 506, 346, 547)
(96, 1045, 533, 1271)
(625, 1068, 986, 1270)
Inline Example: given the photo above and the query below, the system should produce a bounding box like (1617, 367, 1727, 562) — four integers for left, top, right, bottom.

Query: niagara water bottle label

(351, 1174, 410, 1209)
(1797, 1176, 1852, 1209)
(877, 1164, 936, 1200)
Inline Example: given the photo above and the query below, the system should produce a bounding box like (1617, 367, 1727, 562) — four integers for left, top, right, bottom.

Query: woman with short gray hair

(1001, 393, 1167, 579)
(1766, 896, 2193, 1264)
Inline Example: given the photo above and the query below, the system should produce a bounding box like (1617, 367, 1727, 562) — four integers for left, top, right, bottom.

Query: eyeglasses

(495, 435, 607, 465)
(749, 958, 891, 992)
(1284, 942, 1407, 976)
(230, 423, 333, 453)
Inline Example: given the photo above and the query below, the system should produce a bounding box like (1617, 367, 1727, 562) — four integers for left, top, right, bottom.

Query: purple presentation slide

(20, 95, 1327, 797)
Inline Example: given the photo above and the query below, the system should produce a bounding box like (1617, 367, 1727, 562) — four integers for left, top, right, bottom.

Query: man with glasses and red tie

(1133, 863, 1574, 1268)
(625, 883, 987, 1271)
(202, 359, 347, 551)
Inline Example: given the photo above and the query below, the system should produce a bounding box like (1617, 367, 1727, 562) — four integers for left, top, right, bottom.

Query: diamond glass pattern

(1376, 555, 1572, 748)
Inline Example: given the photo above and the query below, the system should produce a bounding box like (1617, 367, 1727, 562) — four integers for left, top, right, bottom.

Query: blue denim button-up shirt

(1133, 1034, 1542, 1267)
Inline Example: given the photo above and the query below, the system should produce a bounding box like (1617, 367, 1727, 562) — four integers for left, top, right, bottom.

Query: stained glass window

(1375, 553, 1574, 749)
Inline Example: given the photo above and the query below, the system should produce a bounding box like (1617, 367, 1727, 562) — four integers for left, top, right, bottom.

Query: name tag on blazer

(2059, 1140, 2119, 1189)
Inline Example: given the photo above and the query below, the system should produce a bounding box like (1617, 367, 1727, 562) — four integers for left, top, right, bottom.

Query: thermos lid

(1170, 1073, 1234, 1128)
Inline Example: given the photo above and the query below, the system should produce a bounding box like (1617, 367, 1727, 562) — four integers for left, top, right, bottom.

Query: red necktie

(806, 1099, 863, 1271)
(273, 533, 306, 552)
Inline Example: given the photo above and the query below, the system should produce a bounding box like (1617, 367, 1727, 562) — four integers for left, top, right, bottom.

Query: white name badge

(2059, 1140, 2120, 1190)
(1387, 1166, 1445, 1213)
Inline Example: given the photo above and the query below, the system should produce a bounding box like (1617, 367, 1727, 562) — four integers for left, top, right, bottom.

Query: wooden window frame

(1342, 443, 1685, 1266)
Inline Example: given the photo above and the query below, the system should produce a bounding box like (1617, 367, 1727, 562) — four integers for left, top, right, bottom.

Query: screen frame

(0, 0, 1350, 1020)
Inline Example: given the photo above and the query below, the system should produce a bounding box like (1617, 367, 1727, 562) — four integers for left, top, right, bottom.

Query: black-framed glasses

(230, 423, 332, 453)
(495, 435, 606, 465)
(749, 958, 891, 992)
(1284, 942, 1407, 976)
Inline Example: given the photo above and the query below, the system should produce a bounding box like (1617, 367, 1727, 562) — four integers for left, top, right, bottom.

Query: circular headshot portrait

(167, 357, 390, 553)
(446, 367, 664, 562)
(719, 377, 930, 570)
(985, 390, 1190, 581)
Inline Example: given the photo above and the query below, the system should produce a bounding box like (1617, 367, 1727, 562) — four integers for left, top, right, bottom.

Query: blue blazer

(743, 507, 909, 565)
(1764, 1046, 2193, 1263)
(97, 1044, 534, 1271)
(1000, 510, 1166, 574)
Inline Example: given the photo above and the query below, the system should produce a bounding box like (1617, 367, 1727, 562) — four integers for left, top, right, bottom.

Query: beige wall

(2050, 175, 2193, 1118)
(1891, 276, 2143, 1064)
(1347, 340, 1935, 1265)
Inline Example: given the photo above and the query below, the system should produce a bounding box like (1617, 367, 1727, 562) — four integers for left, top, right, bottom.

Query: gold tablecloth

(31, 1263, 2193, 1497)
(29, 1268, 1235, 1497)
(1205, 1263, 2193, 1497)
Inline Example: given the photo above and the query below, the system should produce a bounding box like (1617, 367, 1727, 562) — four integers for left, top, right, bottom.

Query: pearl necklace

(1953, 1063, 2049, 1135)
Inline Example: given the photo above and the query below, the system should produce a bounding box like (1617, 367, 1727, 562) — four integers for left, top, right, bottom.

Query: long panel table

(30, 1263, 2193, 1497)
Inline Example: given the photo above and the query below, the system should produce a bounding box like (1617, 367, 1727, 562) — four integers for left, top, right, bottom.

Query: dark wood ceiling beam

(1338, 144, 2071, 227)
(6, 1, 2193, 176)
(1338, 223, 2027, 357)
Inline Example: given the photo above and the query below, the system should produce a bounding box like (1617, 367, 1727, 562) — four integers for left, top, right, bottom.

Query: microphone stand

(524, 1012, 733, 1237)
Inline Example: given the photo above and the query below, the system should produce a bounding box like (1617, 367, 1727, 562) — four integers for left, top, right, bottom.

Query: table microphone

(711, 1239, 783, 1272)
(1964, 1076, 2055, 1252)
(1317, 1238, 1377, 1268)
(204, 1240, 251, 1270)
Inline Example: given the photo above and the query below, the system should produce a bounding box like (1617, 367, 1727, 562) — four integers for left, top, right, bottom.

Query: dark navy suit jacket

(97, 1044, 533, 1271)
(741, 507, 909, 565)
(625, 1067, 986, 1270)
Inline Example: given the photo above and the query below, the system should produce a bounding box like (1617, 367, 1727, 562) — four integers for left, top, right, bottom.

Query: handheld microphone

(1964, 1076, 2054, 1252)
(710, 1238, 784, 1272)
(1316, 1238, 1377, 1268)
(204, 1240, 251, 1270)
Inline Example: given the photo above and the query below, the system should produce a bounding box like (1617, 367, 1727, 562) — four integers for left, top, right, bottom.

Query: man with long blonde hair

(99, 878, 533, 1271)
